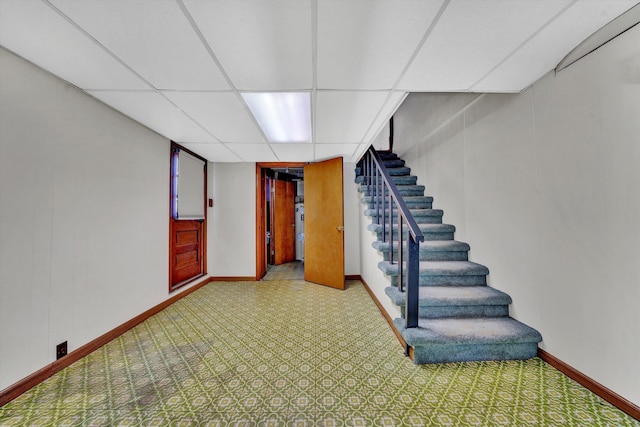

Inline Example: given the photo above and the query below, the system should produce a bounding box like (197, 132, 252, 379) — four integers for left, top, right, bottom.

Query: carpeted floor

(0, 278, 638, 426)
(263, 261, 305, 281)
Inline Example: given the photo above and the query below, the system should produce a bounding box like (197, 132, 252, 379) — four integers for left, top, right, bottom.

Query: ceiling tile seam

(40, 0, 151, 91)
(357, 0, 450, 151)
(175, 0, 277, 161)
(366, 91, 408, 143)
(467, 0, 579, 92)
(41, 0, 223, 144)
(389, 0, 450, 92)
(311, 0, 318, 161)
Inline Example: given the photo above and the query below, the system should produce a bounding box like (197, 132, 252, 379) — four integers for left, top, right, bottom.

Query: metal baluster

(387, 193, 392, 261)
(382, 182, 386, 242)
(398, 217, 404, 292)
(405, 234, 419, 328)
(375, 169, 380, 224)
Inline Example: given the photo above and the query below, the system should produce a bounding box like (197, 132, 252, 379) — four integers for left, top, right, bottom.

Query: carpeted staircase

(356, 151, 542, 364)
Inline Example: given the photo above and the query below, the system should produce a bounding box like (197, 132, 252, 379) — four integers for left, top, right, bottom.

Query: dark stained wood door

(304, 157, 344, 289)
(274, 179, 295, 265)
(170, 219, 204, 289)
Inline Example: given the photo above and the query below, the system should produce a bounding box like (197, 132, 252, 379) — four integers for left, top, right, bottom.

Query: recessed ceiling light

(242, 92, 311, 143)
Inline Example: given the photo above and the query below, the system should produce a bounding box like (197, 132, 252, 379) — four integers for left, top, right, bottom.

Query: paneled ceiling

(1, 0, 637, 163)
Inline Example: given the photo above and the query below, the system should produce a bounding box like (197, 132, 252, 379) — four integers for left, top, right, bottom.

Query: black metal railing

(360, 146, 423, 330)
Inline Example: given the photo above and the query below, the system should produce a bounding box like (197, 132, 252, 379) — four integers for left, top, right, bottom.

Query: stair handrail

(361, 146, 423, 330)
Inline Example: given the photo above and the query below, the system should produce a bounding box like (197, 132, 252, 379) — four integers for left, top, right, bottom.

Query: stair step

(382, 159, 405, 168)
(355, 175, 418, 186)
(362, 195, 433, 210)
(373, 240, 469, 261)
(355, 166, 411, 177)
(385, 286, 511, 318)
(378, 260, 489, 286)
(394, 317, 542, 364)
(359, 184, 425, 197)
(376, 152, 399, 160)
(368, 223, 454, 241)
(364, 208, 443, 224)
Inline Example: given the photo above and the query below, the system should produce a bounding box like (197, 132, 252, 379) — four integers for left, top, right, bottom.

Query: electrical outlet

(56, 341, 67, 360)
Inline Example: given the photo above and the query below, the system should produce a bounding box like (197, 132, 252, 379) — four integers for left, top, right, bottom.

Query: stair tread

(374, 240, 470, 252)
(358, 184, 425, 193)
(394, 317, 543, 345)
(386, 285, 511, 306)
(367, 223, 454, 233)
(379, 260, 489, 276)
(364, 208, 443, 217)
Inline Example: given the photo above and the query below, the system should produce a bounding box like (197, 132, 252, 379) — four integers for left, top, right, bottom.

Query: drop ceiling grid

(399, 0, 573, 91)
(181, 143, 242, 162)
(0, 0, 148, 90)
(88, 91, 216, 143)
(183, 0, 313, 92)
(161, 91, 267, 143)
(472, 0, 640, 91)
(271, 144, 315, 162)
(315, 143, 359, 162)
(48, 0, 229, 91)
(316, 0, 445, 90)
(227, 144, 279, 162)
(315, 91, 390, 144)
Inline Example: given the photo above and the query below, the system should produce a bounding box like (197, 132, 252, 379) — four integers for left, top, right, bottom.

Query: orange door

(274, 180, 295, 264)
(304, 157, 345, 289)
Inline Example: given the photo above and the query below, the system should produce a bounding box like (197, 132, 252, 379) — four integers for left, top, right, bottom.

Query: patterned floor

(1, 279, 638, 426)
(263, 261, 305, 281)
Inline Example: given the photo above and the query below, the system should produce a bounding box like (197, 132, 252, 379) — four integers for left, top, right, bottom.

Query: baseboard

(345, 274, 361, 280)
(356, 275, 409, 356)
(0, 276, 214, 407)
(537, 348, 639, 420)
(211, 276, 259, 282)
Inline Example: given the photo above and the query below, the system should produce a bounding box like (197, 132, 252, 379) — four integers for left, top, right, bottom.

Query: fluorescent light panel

(242, 92, 311, 143)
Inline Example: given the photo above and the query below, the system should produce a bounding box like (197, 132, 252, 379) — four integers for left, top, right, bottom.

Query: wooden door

(274, 180, 295, 265)
(170, 219, 204, 289)
(304, 157, 344, 289)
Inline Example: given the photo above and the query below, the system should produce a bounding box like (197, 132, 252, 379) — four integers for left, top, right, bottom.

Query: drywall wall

(209, 162, 257, 277)
(343, 163, 361, 276)
(0, 47, 203, 390)
(393, 25, 640, 406)
(208, 162, 361, 278)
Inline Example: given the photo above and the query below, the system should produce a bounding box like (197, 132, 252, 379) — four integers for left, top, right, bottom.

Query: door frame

(255, 162, 305, 280)
(169, 142, 207, 292)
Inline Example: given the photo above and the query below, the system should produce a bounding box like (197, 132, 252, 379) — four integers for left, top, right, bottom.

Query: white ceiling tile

(162, 91, 266, 143)
(350, 144, 370, 163)
(314, 144, 359, 161)
(227, 144, 278, 162)
(317, 0, 444, 90)
(362, 91, 407, 144)
(315, 91, 390, 143)
(271, 144, 315, 162)
(88, 91, 215, 143)
(472, 0, 640, 92)
(180, 143, 242, 162)
(0, 0, 148, 90)
(399, 0, 573, 91)
(49, 0, 229, 90)
(183, 0, 312, 90)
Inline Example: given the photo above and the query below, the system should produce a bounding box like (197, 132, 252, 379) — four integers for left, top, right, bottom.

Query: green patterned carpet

(0, 279, 637, 426)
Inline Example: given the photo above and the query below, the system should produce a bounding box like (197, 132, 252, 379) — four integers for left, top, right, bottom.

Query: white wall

(0, 48, 207, 390)
(343, 163, 361, 276)
(393, 25, 640, 406)
(207, 162, 361, 278)
(209, 162, 256, 277)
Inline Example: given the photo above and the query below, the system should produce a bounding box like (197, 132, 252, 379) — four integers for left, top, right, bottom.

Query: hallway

(1, 278, 637, 425)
